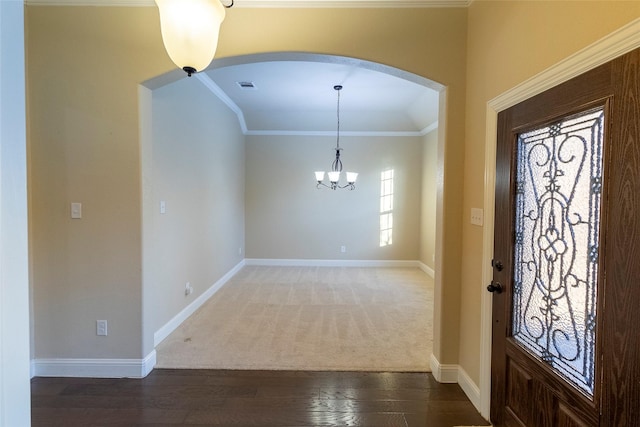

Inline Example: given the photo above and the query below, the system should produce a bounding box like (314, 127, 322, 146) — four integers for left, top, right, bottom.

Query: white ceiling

(202, 59, 440, 135)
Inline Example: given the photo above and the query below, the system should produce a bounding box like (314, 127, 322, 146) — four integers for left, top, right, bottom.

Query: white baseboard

(418, 261, 435, 278)
(458, 365, 482, 414)
(244, 258, 421, 268)
(430, 353, 458, 383)
(32, 350, 156, 379)
(430, 354, 484, 415)
(154, 260, 246, 347)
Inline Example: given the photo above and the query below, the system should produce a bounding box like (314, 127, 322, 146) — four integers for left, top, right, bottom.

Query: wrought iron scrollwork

(512, 107, 604, 397)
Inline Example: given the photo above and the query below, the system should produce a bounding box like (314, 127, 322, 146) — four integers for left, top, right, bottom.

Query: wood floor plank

(223, 397, 430, 413)
(404, 411, 490, 427)
(184, 408, 409, 426)
(59, 383, 257, 399)
(31, 408, 189, 426)
(31, 369, 491, 427)
(32, 395, 227, 410)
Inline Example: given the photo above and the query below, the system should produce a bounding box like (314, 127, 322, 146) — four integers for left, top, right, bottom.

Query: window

(380, 169, 394, 247)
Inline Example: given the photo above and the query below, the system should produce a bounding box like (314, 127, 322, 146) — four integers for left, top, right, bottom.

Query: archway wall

(26, 5, 467, 366)
(461, 0, 640, 399)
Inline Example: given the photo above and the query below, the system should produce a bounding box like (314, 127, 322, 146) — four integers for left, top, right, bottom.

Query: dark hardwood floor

(31, 369, 490, 426)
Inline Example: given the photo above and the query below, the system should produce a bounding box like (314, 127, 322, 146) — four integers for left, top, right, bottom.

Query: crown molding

(25, 0, 152, 4)
(25, 0, 471, 7)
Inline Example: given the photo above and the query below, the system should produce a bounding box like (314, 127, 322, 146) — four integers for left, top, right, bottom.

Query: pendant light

(315, 85, 358, 190)
(154, 0, 231, 77)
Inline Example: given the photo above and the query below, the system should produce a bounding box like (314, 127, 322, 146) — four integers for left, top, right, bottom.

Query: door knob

(487, 281, 503, 294)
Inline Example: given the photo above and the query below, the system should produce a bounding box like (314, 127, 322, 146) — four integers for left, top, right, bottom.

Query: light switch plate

(470, 208, 484, 226)
(96, 320, 108, 336)
(71, 202, 82, 219)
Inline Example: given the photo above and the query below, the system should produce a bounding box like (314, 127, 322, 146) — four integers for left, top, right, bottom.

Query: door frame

(478, 18, 640, 419)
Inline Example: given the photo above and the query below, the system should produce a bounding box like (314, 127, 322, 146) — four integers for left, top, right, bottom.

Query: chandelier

(154, 0, 233, 77)
(315, 85, 358, 190)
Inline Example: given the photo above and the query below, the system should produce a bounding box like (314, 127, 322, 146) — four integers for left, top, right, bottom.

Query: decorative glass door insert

(512, 106, 605, 397)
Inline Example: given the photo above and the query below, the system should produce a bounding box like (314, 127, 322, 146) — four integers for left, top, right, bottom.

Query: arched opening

(140, 52, 447, 373)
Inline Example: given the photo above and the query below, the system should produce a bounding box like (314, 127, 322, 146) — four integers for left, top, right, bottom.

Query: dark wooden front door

(490, 48, 640, 426)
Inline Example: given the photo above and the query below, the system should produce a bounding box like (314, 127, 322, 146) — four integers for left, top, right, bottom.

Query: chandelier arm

(336, 183, 356, 190)
(222, 0, 234, 8)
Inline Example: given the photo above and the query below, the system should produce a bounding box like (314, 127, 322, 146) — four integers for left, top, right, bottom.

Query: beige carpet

(156, 266, 433, 371)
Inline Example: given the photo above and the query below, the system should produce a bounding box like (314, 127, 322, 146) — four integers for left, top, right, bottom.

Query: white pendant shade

(327, 171, 341, 183)
(155, 0, 225, 74)
(314, 171, 325, 182)
(346, 172, 358, 184)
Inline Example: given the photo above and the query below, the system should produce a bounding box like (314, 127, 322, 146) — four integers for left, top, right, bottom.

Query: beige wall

(145, 77, 245, 348)
(420, 129, 437, 270)
(245, 135, 423, 260)
(27, 7, 170, 359)
(459, 0, 640, 386)
(27, 5, 467, 362)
